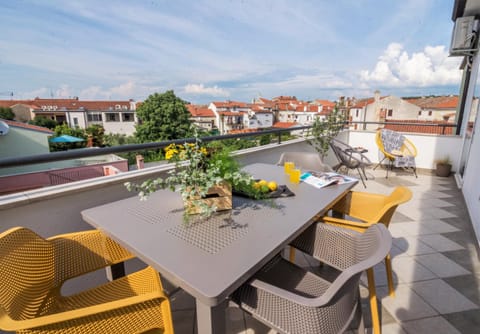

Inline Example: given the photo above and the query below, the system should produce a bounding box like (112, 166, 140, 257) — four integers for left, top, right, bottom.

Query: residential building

(0, 97, 138, 135)
(404, 95, 472, 122)
(348, 90, 420, 130)
(187, 104, 216, 131)
(244, 105, 274, 129)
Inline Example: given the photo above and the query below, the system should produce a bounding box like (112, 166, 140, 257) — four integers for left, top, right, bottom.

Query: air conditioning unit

(450, 16, 479, 56)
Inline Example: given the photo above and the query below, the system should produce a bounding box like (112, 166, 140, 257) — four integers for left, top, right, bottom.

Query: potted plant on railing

(125, 135, 261, 221)
(435, 156, 452, 177)
(307, 106, 346, 158)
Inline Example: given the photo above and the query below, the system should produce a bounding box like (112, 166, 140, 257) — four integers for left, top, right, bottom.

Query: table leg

(196, 299, 228, 334)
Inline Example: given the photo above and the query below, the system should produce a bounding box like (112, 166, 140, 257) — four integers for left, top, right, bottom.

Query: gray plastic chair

(231, 224, 392, 334)
(330, 138, 371, 188)
(276, 152, 333, 172)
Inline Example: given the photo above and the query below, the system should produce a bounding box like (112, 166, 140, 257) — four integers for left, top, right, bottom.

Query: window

(387, 109, 393, 117)
(122, 113, 134, 122)
(73, 117, 78, 126)
(355, 110, 359, 117)
(105, 113, 120, 122)
(87, 113, 102, 122)
(418, 110, 422, 116)
(428, 110, 433, 116)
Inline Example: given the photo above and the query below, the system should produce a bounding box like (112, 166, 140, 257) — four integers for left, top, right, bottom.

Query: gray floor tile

(381, 323, 408, 334)
(379, 285, 438, 321)
(400, 316, 462, 334)
(409, 279, 478, 314)
(391, 256, 436, 282)
(393, 236, 437, 256)
(419, 220, 460, 234)
(443, 309, 480, 334)
(417, 234, 464, 252)
(415, 253, 471, 278)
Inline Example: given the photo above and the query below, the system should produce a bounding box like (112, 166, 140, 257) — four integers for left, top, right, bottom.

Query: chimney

(136, 155, 145, 170)
(86, 135, 93, 147)
(374, 90, 380, 102)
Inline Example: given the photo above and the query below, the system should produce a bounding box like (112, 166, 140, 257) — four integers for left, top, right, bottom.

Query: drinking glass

(289, 168, 301, 184)
(284, 161, 295, 174)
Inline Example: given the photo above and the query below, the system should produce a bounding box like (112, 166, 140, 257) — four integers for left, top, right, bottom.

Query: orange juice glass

(289, 168, 301, 184)
(284, 161, 295, 174)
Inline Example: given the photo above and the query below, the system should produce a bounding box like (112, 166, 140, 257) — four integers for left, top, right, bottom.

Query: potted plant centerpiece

(435, 156, 452, 177)
(125, 135, 260, 220)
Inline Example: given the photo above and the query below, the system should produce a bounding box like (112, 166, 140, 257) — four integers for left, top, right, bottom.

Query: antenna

(0, 121, 10, 136)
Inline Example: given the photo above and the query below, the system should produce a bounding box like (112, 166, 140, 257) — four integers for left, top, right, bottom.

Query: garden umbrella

(49, 134, 85, 143)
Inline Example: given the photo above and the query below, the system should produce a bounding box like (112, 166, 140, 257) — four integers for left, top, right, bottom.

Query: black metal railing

(0, 120, 460, 169)
(0, 127, 309, 169)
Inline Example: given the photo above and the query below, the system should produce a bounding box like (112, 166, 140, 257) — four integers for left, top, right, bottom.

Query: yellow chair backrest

(336, 186, 412, 227)
(0, 227, 55, 321)
(375, 129, 418, 160)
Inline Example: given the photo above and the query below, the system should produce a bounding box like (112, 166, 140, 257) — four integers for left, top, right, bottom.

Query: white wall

(462, 115, 480, 243)
(347, 131, 462, 170)
(103, 121, 136, 135)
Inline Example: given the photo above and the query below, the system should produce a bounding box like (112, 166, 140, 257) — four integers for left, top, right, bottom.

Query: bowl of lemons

(234, 179, 294, 199)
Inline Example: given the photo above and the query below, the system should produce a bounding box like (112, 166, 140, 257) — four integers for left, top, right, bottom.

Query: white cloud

(184, 83, 229, 97)
(360, 43, 462, 87)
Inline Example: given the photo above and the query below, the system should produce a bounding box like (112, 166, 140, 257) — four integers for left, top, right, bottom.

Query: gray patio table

(81, 163, 357, 334)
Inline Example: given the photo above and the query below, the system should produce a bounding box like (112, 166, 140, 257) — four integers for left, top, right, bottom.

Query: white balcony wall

(347, 131, 462, 171)
(0, 132, 469, 243)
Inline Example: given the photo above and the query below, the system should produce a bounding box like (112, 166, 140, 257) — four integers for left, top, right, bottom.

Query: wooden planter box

(184, 181, 232, 215)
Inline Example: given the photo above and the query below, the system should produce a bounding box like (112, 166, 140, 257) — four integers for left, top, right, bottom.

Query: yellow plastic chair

(0, 227, 174, 334)
(374, 129, 418, 178)
(321, 186, 412, 334)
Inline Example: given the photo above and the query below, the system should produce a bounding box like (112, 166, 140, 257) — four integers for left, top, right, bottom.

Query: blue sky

(0, 0, 463, 104)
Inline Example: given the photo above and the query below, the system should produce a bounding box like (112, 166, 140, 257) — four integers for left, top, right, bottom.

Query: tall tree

(0, 107, 15, 120)
(29, 116, 58, 129)
(135, 90, 192, 142)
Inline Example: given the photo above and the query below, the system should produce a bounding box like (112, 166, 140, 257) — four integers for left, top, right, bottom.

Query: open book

(300, 171, 357, 189)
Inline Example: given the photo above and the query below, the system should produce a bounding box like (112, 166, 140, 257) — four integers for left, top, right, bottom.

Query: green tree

(85, 124, 105, 147)
(0, 107, 15, 120)
(307, 106, 345, 158)
(29, 116, 58, 130)
(135, 90, 192, 142)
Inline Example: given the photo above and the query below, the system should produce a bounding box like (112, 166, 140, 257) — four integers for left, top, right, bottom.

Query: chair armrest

(48, 230, 134, 283)
(331, 191, 386, 222)
(0, 291, 167, 331)
(322, 216, 374, 233)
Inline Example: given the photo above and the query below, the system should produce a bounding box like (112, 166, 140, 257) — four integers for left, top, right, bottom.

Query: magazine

(300, 171, 357, 189)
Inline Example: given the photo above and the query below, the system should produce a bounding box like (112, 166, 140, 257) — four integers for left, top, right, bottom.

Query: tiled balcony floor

(1, 166, 475, 334)
(168, 167, 480, 334)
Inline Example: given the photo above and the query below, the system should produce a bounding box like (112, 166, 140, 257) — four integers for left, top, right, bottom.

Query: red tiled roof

(212, 101, 248, 108)
(350, 98, 375, 108)
(384, 119, 454, 135)
(404, 96, 458, 109)
(218, 111, 245, 116)
(187, 104, 214, 117)
(229, 128, 259, 134)
(272, 122, 299, 128)
(2, 119, 53, 134)
(0, 98, 134, 111)
(295, 104, 319, 112)
(314, 99, 336, 107)
(0, 100, 37, 108)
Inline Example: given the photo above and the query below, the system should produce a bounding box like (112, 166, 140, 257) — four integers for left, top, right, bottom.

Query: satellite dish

(0, 121, 10, 136)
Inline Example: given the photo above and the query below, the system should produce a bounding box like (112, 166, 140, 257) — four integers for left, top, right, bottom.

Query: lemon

(258, 179, 268, 187)
(267, 181, 278, 191)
